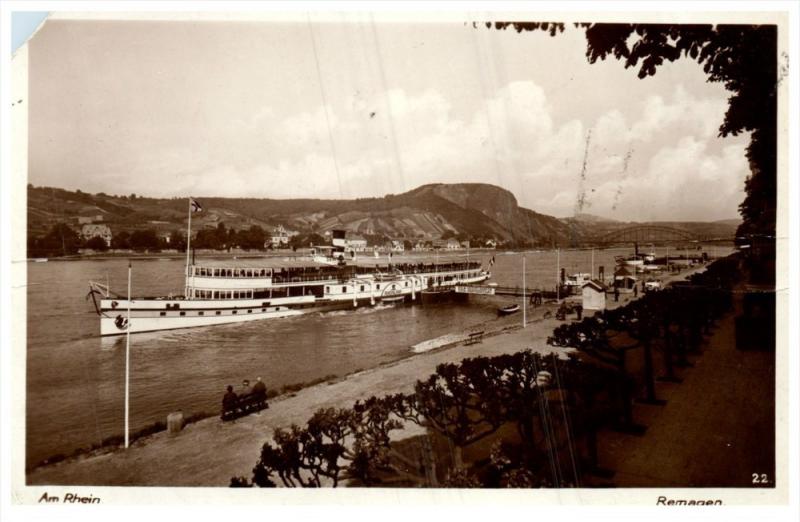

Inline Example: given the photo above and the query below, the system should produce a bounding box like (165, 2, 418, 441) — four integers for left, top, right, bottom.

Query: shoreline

(26, 243, 733, 262)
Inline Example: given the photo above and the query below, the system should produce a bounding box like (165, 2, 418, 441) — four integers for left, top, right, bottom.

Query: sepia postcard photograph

(1, 1, 798, 517)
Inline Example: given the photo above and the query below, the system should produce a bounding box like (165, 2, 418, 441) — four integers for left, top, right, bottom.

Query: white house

(80, 224, 112, 247)
(391, 240, 405, 252)
(446, 238, 461, 250)
(345, 234, 368, 252)
(582, 280, 607, 311)
(269, 225, 296, 248)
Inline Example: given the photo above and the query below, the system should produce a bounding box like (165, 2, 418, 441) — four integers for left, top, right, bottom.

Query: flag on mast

(190, 198, 203, 213)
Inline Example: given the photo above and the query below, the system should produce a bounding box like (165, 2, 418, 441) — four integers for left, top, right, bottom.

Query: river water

(25, 245, 730, 468)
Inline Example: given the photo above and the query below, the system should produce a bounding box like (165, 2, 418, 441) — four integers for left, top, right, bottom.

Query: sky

(27, 15, 750, 222)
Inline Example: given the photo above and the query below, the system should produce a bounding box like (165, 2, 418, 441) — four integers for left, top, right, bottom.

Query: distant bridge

(592, 225, 699, 245)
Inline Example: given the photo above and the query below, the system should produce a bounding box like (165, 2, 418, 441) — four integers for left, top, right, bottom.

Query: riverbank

(26, 247, 502, 262)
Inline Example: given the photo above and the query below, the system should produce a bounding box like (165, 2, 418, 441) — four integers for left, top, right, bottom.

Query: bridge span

(591, 225, 700, 244)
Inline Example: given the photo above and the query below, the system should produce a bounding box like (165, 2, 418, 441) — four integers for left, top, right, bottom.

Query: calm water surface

(26, 245, 729, 467)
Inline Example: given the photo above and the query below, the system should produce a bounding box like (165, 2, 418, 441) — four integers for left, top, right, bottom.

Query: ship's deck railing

(193, 263, 485, 287)
(271, 274, 340, 284)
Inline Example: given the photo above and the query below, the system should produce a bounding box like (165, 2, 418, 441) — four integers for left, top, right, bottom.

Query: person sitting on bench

(240, 379, 252, 398)
(221, 385, 238, 419)
(252, 377, 267, 399)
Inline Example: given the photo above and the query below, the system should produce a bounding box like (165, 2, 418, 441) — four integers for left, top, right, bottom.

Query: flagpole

(591, 248, 595, 280)
(125, 261, 131, 449)
(185, 198, 192, 294)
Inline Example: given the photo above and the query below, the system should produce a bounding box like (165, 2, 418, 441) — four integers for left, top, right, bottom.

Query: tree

(85, 236, 109, 251)
(28, 223, 81, 257)
(252, 408, 352, 487)
(111, 230, 131, 250)
(129, 229, 160, 251)
(237, 225, 267, 251)
(167, 230, 186, 251)
(247, 399, 409, 488)
(194, 222, 229, 250)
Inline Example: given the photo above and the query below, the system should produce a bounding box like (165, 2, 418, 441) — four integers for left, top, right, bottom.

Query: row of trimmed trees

(232, 351, 622, 488)
(231, 256, 740, 488)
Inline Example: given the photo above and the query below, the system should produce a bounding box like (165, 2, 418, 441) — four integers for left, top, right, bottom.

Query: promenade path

(595, 288, 776, 488)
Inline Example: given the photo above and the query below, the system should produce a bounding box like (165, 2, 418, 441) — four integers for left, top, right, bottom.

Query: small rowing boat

(497, 304, 520, 315)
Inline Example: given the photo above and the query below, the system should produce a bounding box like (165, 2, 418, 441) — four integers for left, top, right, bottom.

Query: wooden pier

(455, 285, 560, 299)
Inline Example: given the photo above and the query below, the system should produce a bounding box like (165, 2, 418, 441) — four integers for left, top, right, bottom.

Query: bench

(221, 392, 269, 421)
(465, 331, 485, 345)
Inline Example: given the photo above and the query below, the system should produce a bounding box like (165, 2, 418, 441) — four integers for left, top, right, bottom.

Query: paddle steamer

(89, 216, 489, 335)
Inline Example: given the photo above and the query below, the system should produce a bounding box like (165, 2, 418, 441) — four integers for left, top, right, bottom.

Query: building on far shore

(81, 224, 112, 247)
(268, 225, 297, 248)
(345, 233, 368, 252)
(432, 238, 462, 250)
(413, 240, 430, 251)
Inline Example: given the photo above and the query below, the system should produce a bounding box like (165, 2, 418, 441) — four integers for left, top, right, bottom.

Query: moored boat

(497, 304, 520, 315)
(615, 254, 645, 267)
(563, 272, 592, 289)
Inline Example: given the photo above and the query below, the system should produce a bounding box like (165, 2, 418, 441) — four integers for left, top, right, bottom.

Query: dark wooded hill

(27, 183, 738, 246)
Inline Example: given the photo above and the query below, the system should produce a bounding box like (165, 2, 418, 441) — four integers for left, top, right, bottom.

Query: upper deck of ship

(192, 254, 481, 269)
(189, 254, 484, 282)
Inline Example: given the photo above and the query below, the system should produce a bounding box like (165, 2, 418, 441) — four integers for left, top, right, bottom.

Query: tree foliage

(85, 235, 109, 251)
(27, 223, 81, 257)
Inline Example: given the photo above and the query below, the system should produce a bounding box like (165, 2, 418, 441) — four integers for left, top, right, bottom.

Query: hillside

(26, 184, 737, 246)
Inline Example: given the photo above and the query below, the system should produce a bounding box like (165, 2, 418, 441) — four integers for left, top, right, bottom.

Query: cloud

(37, 77, 748, 222)
(194, 80, 746, 222)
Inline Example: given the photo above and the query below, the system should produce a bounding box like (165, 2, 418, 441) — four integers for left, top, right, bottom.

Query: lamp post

(522, 255, 526, 328)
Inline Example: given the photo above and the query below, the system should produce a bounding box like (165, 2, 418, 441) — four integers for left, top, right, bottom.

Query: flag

(489, 255, 495, 268)
(190, 198, 203, 212)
